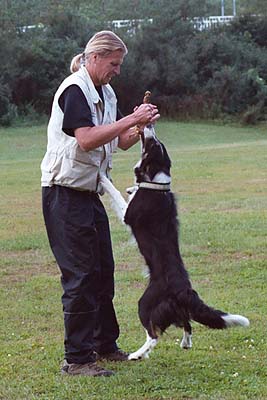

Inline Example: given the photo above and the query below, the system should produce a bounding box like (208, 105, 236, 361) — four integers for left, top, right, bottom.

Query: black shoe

(61, 360, 114, 377)
(96, 349, 129, 362)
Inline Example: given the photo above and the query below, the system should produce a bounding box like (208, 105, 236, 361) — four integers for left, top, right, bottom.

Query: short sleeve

(58, 85, 95, 136)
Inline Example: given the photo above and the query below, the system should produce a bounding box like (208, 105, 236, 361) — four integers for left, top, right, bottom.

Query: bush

(241, 101, 266, 125)
(229, 15, 267, 47)
(2, 6, 267, 123)
(113, 17, 267, 121)
(0, 82, 17, 126)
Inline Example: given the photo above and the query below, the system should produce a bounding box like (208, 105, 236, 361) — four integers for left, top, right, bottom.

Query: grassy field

(0, 121, 266, 400)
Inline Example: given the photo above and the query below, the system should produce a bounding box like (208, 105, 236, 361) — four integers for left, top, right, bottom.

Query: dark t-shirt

(58, 84, 123, 136)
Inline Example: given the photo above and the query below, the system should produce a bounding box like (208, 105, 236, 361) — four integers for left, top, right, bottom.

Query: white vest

(41, 65, 118, 193)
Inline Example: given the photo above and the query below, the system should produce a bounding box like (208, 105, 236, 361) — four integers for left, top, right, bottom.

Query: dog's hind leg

(180, 322, 192, 349)
(128, 285, 160, 360)
(128, 330, 158, 360)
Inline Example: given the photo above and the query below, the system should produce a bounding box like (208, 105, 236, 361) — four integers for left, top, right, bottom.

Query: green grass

(0, 121, 266, 400)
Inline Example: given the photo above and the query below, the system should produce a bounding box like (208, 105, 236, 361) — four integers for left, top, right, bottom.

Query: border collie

(100, 125, 249, 360)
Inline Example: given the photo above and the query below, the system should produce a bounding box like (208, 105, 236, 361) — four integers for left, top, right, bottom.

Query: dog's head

(135, 125, 171, 184)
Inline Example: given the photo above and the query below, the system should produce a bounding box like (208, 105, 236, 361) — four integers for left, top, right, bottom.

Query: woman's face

(88, 50, 124, 86)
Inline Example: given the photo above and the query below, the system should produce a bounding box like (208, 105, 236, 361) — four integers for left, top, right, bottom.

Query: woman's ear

(92, 54, 98, 64)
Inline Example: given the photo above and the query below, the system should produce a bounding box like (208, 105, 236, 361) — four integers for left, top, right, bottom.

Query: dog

(100, 124, 249, 360)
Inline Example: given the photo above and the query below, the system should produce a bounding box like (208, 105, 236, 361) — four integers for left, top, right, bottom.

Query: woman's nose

(114, 65, 121, 75)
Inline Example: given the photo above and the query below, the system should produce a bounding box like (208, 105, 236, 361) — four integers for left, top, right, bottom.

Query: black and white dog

(100, 125, 249, 360)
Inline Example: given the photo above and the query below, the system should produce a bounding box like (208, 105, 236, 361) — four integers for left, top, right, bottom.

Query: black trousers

(42, 185, 119, 364)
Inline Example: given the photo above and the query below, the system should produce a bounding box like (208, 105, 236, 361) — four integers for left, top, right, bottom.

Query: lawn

(0, 121, 266, 400)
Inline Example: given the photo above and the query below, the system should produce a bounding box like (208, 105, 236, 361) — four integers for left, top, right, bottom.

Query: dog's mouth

(144, 124, 156, 140)
(141, 125, 157, 150)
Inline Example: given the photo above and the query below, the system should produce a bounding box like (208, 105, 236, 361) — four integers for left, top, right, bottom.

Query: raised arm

(74, 103, 160, 151)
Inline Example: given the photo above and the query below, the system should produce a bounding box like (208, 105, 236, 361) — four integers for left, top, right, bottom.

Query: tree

(1, 0, 267, 124)
(238, 0, 267, 16)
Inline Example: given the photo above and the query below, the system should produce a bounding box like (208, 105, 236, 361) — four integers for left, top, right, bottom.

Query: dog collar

(138, 182, 171, 191)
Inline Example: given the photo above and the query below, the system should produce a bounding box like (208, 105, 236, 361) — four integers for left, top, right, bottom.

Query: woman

(41, 30, 160, 377)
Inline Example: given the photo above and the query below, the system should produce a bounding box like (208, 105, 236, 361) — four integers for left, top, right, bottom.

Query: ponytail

(70, 53, 85, 73)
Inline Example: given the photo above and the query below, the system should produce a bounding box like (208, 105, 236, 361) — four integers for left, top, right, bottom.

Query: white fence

(18, 17, 235, 35)
(111, 16, 235, 33)
(110, 19, 153, 34)
(192, 16, 235, 31)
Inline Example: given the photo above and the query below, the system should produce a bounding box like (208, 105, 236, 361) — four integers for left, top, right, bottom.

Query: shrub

(229, 15, 267, 48)
(241, 101, 266, 125)
(0, 81, 17, 126)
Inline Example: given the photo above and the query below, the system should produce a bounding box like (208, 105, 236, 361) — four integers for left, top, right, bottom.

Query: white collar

(138, 182, 171, 191)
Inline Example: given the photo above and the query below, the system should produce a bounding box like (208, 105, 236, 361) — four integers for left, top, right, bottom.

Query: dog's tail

(188, 290, 249, 329)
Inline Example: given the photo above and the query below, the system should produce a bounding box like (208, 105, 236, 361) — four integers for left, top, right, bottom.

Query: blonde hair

(70, 30, 128, 73)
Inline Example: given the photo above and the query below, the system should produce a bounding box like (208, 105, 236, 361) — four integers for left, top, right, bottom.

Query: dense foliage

(1, 0, 267, 125)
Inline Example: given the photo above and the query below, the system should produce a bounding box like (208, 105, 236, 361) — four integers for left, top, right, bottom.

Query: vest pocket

(66, 145, 103, 167)
(62, 145, 103, 191)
